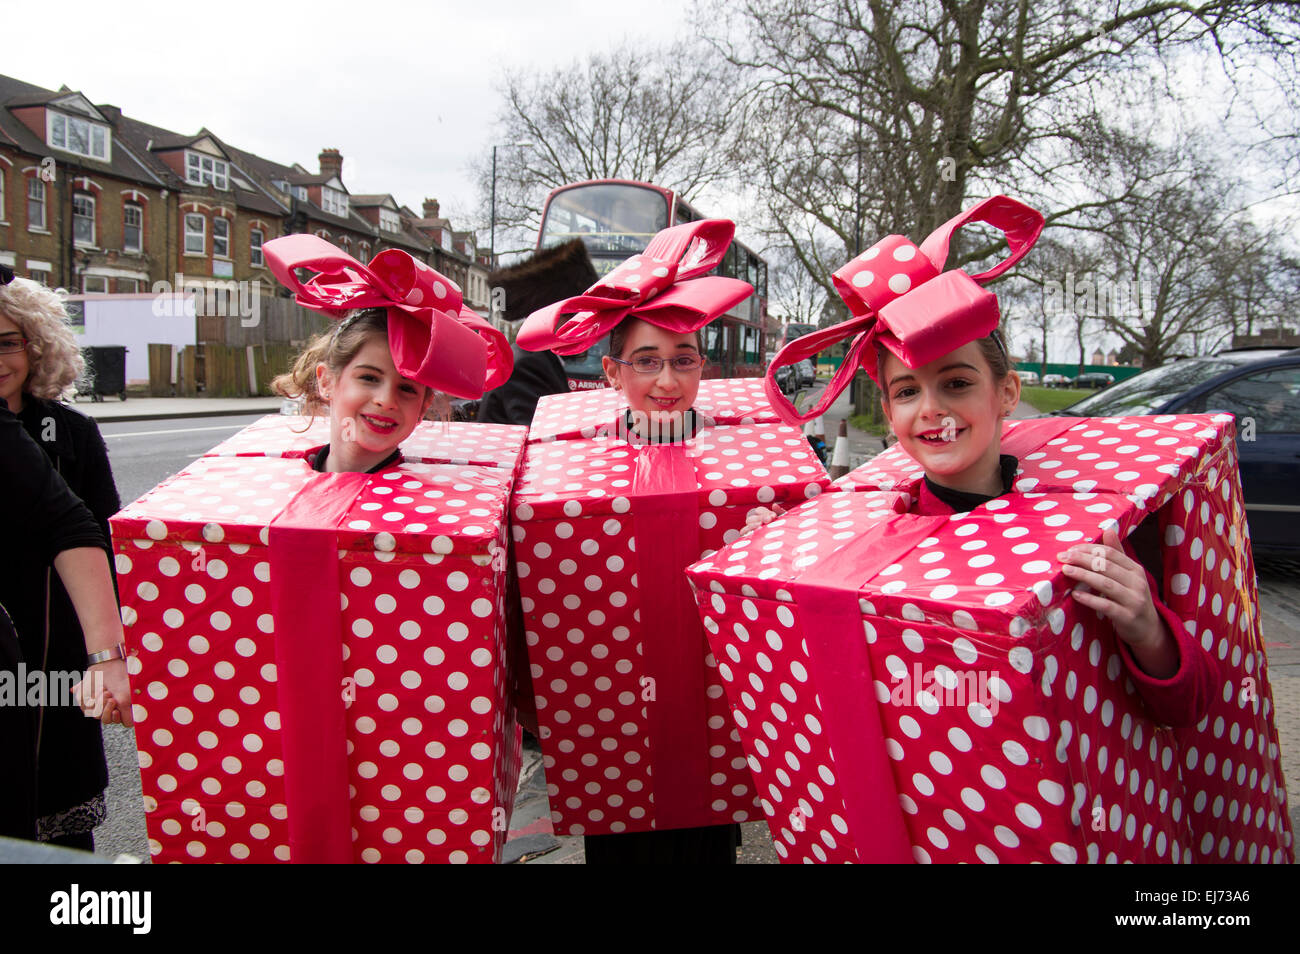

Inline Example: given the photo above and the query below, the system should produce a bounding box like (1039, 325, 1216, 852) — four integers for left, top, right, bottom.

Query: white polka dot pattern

(688, 415, 1293, 863)
(204, 416, 527, 471)
(529, 377, 780, 442)
(513, 403, 831, 834)
(112, 446, 526, 864)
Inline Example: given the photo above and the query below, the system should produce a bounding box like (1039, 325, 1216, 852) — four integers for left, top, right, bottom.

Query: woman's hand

(73, 659, 133, 727)
(1059, 527, 1178, 678)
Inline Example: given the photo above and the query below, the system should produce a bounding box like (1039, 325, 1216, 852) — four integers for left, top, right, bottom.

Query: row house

(0, 73, 492, 334)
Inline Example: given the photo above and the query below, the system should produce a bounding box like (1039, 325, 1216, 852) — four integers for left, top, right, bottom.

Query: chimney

(423, 198, 440, 219)
(319, 148, 343, 178)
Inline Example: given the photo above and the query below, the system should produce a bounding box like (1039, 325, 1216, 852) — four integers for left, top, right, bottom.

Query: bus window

(540, 183, 669, 257)
(704, 324, 723, 363)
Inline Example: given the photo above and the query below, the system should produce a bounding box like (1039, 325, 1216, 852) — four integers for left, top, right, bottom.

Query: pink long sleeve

(1115, 566, 1219, 728)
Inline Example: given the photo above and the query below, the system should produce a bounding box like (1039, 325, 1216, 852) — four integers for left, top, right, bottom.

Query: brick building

(1, 73, 492, 327)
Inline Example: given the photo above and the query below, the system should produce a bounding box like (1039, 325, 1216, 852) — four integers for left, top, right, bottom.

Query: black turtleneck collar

(924, 454, 1019, 514)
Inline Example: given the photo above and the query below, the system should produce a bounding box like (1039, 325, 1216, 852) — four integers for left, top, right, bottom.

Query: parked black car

(1070, 372, 1115, 389)
(1051, 348, 1300, 555)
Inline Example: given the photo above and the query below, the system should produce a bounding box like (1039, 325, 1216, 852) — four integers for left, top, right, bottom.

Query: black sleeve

(476, 345, 570, 426)
(0, 405, 106, 563)
(77, 414, 123, 600)
(77, 415, 122, 545)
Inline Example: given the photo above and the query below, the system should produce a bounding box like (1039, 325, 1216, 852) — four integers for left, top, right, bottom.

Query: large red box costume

(112, 428, 527, 863)
(511, 378, 829, 835)
(687, 414, 1293, 863)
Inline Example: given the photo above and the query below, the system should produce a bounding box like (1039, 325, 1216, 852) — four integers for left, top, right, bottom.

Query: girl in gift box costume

(514, 220, 759, 863)
(264, 235, 512, 473)
(767, 197, 1218, 733)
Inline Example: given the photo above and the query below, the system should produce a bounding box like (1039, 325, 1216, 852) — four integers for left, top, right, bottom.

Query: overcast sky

(4, 0, 691, 231)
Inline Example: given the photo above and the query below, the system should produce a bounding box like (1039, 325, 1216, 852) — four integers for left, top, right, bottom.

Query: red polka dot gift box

(204, 415, 526, 472)
(512, 381, 829, 835)
(687, 414, 1293, 863)
(110, 452, 525, 864)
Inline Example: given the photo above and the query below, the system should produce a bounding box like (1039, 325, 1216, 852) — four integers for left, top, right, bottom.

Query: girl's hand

(1058, 527, 1177, 678)
(741, 504, 786, 536)
(73, 659, 134, 727)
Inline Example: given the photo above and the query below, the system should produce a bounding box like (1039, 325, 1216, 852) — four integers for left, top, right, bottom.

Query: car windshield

(1055, 358, 1242, 415)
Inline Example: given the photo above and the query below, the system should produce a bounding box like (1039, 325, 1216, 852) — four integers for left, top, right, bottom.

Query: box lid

(514, 420, 828, 523)
(111, 455, 511, 558)
(204, 416, 526, 471)
(691, 415, 1239, 638)
(835, 415, 1230, 504)
(529, 377, 781, 442)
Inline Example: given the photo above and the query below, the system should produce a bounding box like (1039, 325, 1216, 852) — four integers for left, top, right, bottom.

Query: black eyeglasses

(610, 353, 707, 374)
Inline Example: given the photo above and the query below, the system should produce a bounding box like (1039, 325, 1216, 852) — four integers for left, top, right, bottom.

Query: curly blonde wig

(0, 277, 85, 399)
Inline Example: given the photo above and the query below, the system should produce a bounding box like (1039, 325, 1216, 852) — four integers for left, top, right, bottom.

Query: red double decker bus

(537, 179, 769, 388)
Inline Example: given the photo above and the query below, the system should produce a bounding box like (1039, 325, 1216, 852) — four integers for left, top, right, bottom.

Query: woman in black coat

(0, 272, 125, 849)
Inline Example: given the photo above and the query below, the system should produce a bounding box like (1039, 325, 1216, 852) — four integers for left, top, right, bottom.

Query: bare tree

(767, 245, 830, 330)
(699, 0, 1299, 277)
(474, 41, 745, 256)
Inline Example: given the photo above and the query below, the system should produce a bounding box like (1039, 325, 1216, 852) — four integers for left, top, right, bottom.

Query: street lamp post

(489, 142, 531, 271)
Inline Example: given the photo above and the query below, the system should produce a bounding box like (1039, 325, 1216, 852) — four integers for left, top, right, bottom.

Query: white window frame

(48, 111, 110, 162)
(123, 202, 143, 253)
(184, 213, 206, 255)
(30, 267, 50, 286)
(322, 187, 349, 217)
(292, 185, 308, 201)
(73, 192, 96, 246)
(212, 216, 230, 259)
(83, 274, 109, 294)
(359, 241, 371, 261)
(27, 178, 46, 230)
(380, 209, 400, 233)
(250, 228, 264, 267)
(185, 152, 229, 190)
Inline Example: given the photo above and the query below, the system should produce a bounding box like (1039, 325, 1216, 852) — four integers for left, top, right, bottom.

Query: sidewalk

(74, 395, 283, 423)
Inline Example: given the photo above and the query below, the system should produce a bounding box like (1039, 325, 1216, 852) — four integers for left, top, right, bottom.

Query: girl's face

(879, 341, 1021, 494)
(601, 321, 703, 426)
(0, 310, 30, 413)
(316, 335, 432, 471)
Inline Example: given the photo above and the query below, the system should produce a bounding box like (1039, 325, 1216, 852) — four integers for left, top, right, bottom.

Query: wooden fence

(195, 294, 333, 348)
(148, 342, 299, 398)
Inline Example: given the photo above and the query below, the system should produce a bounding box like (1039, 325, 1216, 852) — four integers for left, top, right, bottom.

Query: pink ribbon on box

(264, 234, 512, 399)
(792, 513, 949, 864)
(630, 444, 712, 829)
(516, 220, 753, 355)
(767, 195, 1045, 425)
(268, 471, 371, 864)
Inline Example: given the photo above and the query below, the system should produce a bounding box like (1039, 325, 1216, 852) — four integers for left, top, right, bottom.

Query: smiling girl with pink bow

(265, 235, 512, 473)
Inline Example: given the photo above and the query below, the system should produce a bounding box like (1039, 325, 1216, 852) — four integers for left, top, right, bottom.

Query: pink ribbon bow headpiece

(766, 195, 1045, 425)
(263, 234, 512, 400)
(516, 219, 753, 354)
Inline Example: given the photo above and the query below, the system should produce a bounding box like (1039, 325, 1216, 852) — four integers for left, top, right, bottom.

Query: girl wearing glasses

(0, 274, 129, 852)
(603, 320, 710, 443)
(515, 220, 763, 864)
